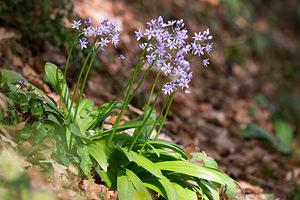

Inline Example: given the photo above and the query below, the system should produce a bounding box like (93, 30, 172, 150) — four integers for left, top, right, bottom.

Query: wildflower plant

(1, 16, 242, 200)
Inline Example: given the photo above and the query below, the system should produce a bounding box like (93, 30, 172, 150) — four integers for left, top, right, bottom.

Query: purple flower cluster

(72, 17, 121, 51)
(134, 16, 213, 95)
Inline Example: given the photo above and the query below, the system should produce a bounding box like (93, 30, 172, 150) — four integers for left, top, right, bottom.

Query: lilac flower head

(72, 20, 82, 30)
(134, 16, 213, 95)
(74, 17, 121, 51)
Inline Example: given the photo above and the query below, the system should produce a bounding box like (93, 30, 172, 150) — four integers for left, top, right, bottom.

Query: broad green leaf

(143, 176, 179, 200)
(130, 151, 162, 178)
(30, 99, 43, 115)
(117, 173, 134, 200)
(143, 149, 182, 161)
(126, 169, 152, 200)
(87, 140, 107, 171)
(197, 180, 220, 200)
(203, 157, 218, 169)
(155, 161, 236, 192)
(238, 122, 277, 145)
(99, 169, 112, 187)
(117, 147, 136, 162)
(77, 145, 92, 178)
(19, 125, 32, 140)
(75, 98, 95, 132)
(172, 182, 197, 200)
(274, 120, 292, 154)
(149, 139, 189, 160)
(0, 69, 23, 84)
(69, 123, 91, 140)
(45, 62, 72, 111)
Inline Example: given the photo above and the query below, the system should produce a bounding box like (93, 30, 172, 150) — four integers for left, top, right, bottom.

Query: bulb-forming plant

(1, 16, 242, 200)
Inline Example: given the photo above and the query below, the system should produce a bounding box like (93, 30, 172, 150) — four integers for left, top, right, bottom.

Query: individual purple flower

(167, 39, 177, 50)
(161, 62, 172, 75)
(205, 43, 213, 54)
(184, 90, 191, 94)
(139, 43, 147, 50)
(135, 28, 144, 41)
(162, 83, 174, 95)
(98, 37, 110, 47)
(84, 17, 92, 26)
(18, 79, 25, 85)
(112, 35, 120, 47)
(203, 58, 210, 67)
(83, 26, 94, 37)
(72, 19, 82, 30)
(146, 19, 156, 28)
(119, 54, 125, 60)
(146, 53, 156, 65)
(193, 44, 205, 56)
(145, 27, 155, 40)
(79, 37, 88, 50)
(93, 26, 102, 36)
(192, 32, 203, 41)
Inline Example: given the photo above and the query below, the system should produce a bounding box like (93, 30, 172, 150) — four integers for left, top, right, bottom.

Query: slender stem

(128, 69, 162, 152)
(90, 60, 148, 130)
(108, 39, 153, 142)
(143, 69, 161, 121)
(66, 36, 99, 120)
(59, 33, 81, 109)
(73, 43, 103, 120)
(128, 63, 153, 103)
(133, 68, 161, 145)
(139, 94, 170, 153)
(155, 91, 176, 140)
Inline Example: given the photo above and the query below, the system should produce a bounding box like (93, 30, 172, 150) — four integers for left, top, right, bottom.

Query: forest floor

(0, 0, 299, 199)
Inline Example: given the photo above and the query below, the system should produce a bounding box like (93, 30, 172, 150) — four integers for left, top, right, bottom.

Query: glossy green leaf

(126, 169, 152, 200)
(117, 173, 134, 200)
(143, 176, 179, 200)
(30, 99, 43, 115)
(45, 62, 72, 111)
(77, 145, 92, 177)
(130, 151, 162, 178)
(172, 182, 198, 200)
(203, 157, 218, 169)
(143, 149, 182, 161)
(149, 139, 189, 160)
(155, 161, 236, 192)
(0, 69, 23, 84)
(75, 98, 95, 132)
(197, 180, 220, 200)
(69, 123, 91, 140)
(87, 140, 107, 171)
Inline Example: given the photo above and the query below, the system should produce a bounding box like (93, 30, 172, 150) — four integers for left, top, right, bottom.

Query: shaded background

(0, 0, 300, 199)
